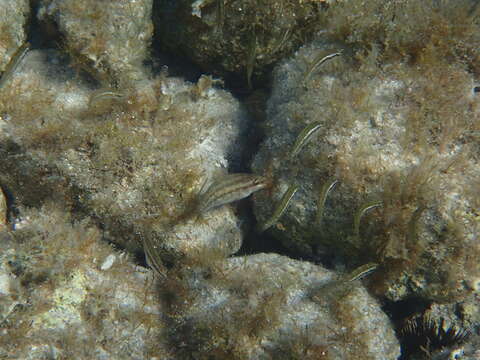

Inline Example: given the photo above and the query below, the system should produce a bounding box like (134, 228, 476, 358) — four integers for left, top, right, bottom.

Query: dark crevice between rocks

(27, 0, 70, 53)
(235, 200, 292, 258)
(149, 43, 203, 83)
(26, 0, 101, 86)
(383, 297, 432, 327)
(27, 0, 48, 49)
(150, 24, 282, 259)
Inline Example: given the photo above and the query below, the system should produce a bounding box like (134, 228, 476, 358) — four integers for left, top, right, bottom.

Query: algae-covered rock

(154, 0, 326, 86)
(0, 206, 171, 359)
(0, 0, 29, 73)
(0, 48, 247, 258)
(1, 207, 400, 359)
(38, 0, 154, 86)
(0, 186, 6, 231)
(167, 253, 401, 359)
(252, 0, 480, 302)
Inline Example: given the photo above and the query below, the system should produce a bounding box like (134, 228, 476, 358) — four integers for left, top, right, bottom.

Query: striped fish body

(290, 122, 322, 158)
(198, 173, 267, 213)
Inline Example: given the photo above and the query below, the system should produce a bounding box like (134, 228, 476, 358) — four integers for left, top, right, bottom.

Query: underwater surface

(0, 0, 479, 359)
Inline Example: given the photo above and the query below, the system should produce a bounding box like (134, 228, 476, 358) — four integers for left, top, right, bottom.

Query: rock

(252, 3, 480, 302)
(154, 0, 327, 86)
(0, 207, 401, 359)
(0, 206, 172, 359)
(0, 0, 29, 73)
(0, 48, 247, 258)
(38, 0, 154, 86)
(0, 186, 6, 231)
(156, 207, 243, 264)
(168, 253, 401, 359)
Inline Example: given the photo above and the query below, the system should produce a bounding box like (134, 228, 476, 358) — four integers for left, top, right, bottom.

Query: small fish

(215, 0, 225, 35)
(353, 201, 382, 239)
(303, 51, 341, 86)
(246, 32, 257, 89)
(344, 262, 379, 282)
(311, 262, 378, 303)
(88, 89, 125, 111)
(271, 27, 291, 55)
(198, 173, 267, 213)
(290, 122, 322, 158)
(315, 179, 338, 226)
(0, 42, 30, 89)
(258, 184, 299, 232)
